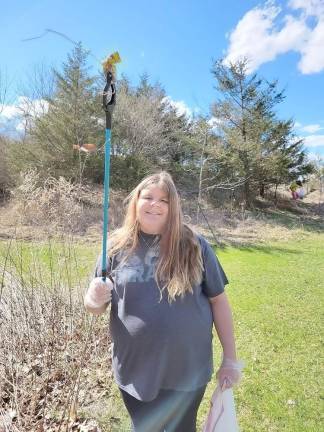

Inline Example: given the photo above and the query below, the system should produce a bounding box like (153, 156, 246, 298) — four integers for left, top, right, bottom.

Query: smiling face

(136, 184, 169, 234)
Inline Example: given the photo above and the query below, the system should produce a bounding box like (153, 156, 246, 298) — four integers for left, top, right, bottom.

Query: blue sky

(1, 0, 324, 157)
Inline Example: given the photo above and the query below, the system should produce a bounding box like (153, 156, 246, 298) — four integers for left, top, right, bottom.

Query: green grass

(205, 235, 324, 432)
(1, 234, 323, 431)
(0, 237, 98, 287)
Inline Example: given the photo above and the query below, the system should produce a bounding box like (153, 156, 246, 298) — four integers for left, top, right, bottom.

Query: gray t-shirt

(94, 232, 228, 401)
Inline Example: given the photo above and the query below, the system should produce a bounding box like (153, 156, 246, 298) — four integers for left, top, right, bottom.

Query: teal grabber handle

(101, 70, 116, 282)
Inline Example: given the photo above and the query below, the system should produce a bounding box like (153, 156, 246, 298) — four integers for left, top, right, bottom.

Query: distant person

(297, 186, 305, 199)
(84, 171, 243, 432)
(290, 181, 298, 199)
(296, 180, 305, 199)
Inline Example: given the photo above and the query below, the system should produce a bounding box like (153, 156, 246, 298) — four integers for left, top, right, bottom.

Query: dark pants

(120, 386, 206, 432)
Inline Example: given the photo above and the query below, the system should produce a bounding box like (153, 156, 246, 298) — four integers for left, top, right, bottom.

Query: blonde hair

(108, 172, 203, 301)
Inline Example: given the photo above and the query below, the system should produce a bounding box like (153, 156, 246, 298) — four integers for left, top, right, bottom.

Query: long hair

(108, 172, 203, 301)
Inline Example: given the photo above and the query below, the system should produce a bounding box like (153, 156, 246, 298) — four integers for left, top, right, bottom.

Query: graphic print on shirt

(115, 248, 159, 285)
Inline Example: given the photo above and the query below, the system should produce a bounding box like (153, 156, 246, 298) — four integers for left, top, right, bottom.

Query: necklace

(139, 232, 160, 250)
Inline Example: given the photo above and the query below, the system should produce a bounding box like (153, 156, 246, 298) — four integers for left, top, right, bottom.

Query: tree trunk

(274, 183, 278, 206)
(197, 132, 207, 223)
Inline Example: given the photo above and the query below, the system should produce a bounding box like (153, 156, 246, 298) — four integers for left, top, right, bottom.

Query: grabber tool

(101, 51, 121, 282)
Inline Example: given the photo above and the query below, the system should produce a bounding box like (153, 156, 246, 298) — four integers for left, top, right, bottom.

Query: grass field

(205, 235, 324, 432)
(1, 230, 323, 431)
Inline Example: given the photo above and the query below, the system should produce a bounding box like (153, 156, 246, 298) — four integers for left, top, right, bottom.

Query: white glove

(216, 357, 244, 391)
(84, 277, 113, 312)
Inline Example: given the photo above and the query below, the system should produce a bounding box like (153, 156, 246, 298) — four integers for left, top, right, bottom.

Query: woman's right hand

(84, 277, 113, 315)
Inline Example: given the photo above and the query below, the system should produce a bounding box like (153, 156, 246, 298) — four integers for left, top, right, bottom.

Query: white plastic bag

(202, 385, 239, 432)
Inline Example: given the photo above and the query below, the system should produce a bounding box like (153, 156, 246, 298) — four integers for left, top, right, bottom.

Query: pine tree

(18, 43, 102, 182)
(211, 59, 311, 204)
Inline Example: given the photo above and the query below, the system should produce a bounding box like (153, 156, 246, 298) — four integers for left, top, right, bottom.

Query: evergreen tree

(14, 43, 102, 182)
(211, 59, 311, 204)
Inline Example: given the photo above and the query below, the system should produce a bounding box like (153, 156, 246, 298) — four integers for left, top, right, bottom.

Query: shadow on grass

(212, 242, 303, 255)
(255, 201, 324, 234)
(207, 202, 324, 253)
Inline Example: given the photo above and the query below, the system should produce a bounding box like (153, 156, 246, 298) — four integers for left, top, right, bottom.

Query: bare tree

(0, 69, 9, 116)
(0, 70, 13, 196)
(14, 63, 54, 136)
(113, 79, 168, 158)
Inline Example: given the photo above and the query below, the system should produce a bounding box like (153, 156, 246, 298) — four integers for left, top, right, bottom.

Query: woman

(290, 181, 299, 199)
(85, 172, 242, 432)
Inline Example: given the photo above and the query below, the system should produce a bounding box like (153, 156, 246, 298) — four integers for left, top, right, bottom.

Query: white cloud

(161, 96, 192, 118)
(19, 96, 49, 117)
(207, 117, 221, 127)
(300, 124, 323, 133)
(207, 116, 224, 132)
(289, 0, 324, 17)
(15, 120, 28, 132)
(0, 96, 49, 133)
(298, 19, 324, 73)
(1, 96, 49, 120)
(307, 151, 324, 161)
(1, 104, 21, 119)
(225, 0, 324, 74)
(303, 134, 324, 147)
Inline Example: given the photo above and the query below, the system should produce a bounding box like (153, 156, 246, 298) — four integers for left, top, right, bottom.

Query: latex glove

(84, 277, 113, 313)
(216, 357, 244, 391)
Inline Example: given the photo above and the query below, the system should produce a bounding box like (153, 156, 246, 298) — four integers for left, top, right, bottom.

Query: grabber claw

(102, 51, 121, 76)
(102, 52, 121, 128)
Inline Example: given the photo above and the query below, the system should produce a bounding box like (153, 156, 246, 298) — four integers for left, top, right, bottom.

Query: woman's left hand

(216, 358, 244, 391)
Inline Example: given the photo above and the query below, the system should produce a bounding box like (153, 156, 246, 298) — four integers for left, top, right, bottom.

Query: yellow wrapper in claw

(102, 51, 121, 76)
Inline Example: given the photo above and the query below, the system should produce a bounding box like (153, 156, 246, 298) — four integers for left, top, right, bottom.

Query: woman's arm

(209, 291, 237, 360)
(209, 292, 244, 389)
